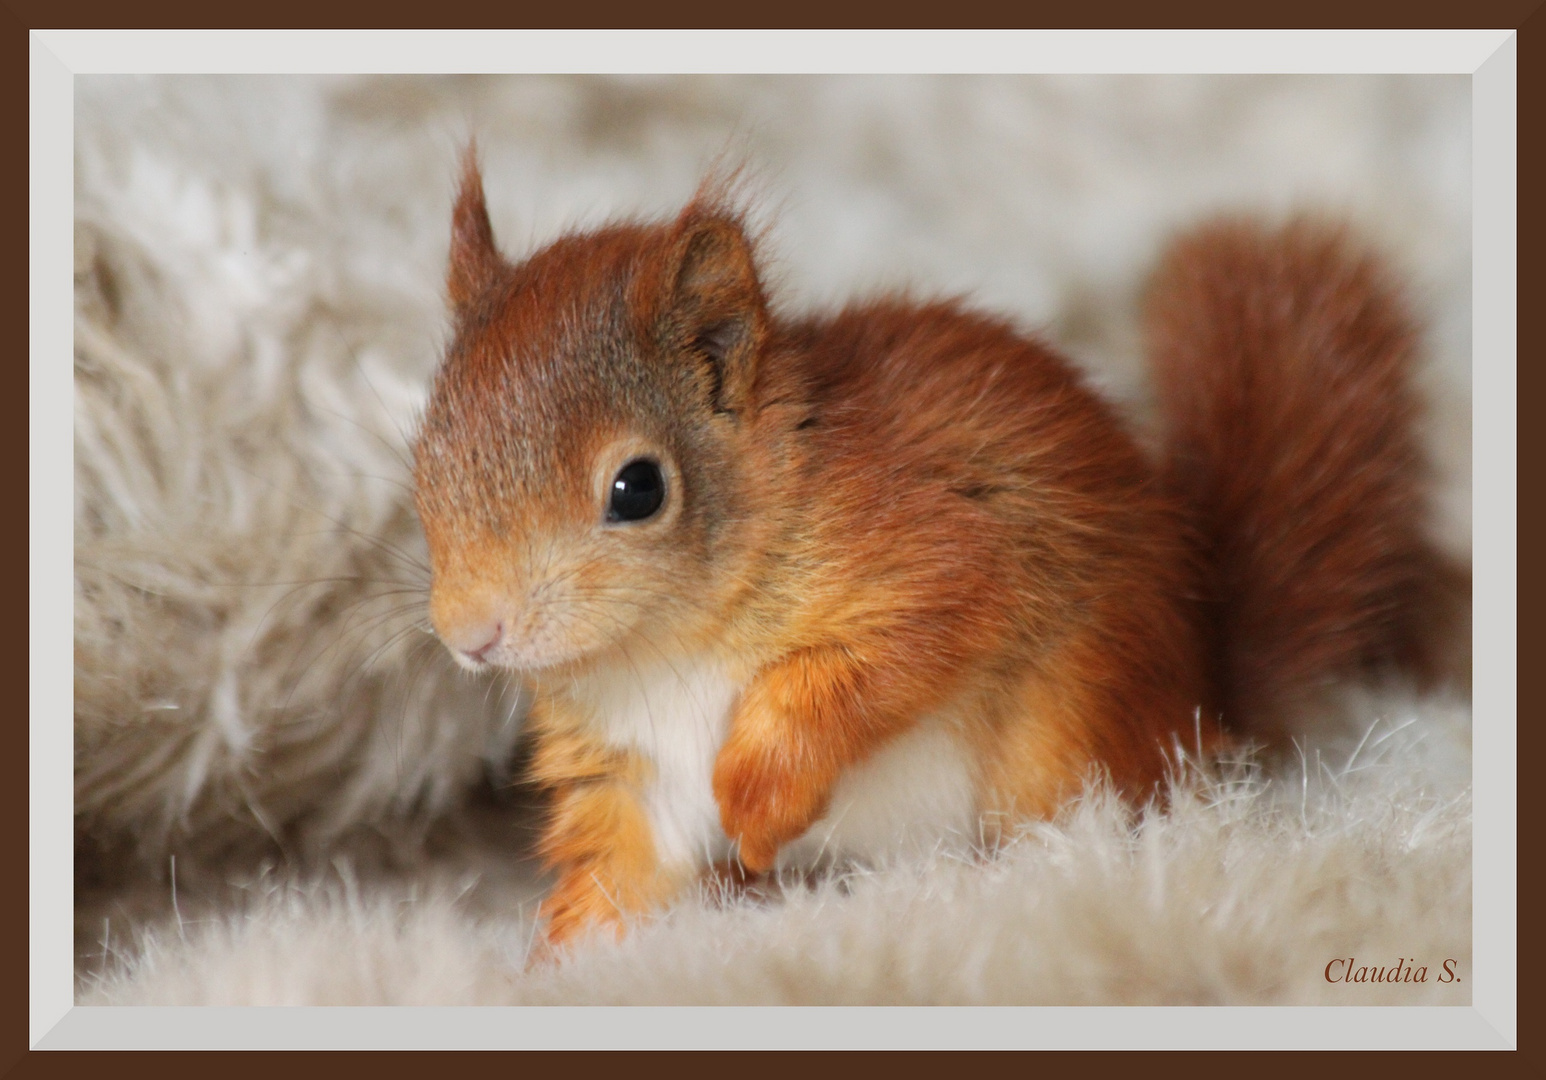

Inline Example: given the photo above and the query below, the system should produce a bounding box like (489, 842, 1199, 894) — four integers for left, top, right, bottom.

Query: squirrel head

(413, 151, 775, 674)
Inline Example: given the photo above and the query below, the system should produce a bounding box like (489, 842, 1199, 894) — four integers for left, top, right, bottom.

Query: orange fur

(525, 696, 679, 946)
(412, 155, 1448, 946)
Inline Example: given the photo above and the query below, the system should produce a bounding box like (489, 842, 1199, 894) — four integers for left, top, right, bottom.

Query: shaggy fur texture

(72, 74, 1471, 1009)
(80, 707, 1474, 1006)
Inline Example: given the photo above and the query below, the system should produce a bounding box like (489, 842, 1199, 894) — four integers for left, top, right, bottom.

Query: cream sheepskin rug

(72, 74, 1473, 1009)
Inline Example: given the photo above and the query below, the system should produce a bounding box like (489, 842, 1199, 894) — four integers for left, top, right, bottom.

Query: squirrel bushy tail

(1144, 217, 1458, 736)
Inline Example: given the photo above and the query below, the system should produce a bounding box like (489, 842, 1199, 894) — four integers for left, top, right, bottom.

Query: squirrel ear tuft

(667, 215, 768, 413)
(448, 146, 502, 315)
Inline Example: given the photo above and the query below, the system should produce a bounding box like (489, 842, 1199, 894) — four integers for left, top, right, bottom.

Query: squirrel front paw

(711, 719, 835, 873)
(539, 870, 628, 953)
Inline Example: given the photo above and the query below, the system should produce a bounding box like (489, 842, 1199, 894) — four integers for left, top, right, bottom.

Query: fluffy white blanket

(71, 74, 1473, 1010)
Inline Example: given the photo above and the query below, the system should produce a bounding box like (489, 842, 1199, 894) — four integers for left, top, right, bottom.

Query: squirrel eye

(606, 459, 666, 523)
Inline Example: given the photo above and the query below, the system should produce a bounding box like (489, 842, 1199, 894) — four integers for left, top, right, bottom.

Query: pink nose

(454, 622, 503, 665)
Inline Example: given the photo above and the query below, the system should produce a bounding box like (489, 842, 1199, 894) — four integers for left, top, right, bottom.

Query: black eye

(606, 459, 666, 523)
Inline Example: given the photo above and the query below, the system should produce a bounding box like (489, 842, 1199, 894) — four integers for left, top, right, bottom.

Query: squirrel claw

(730, 834, 780, 875)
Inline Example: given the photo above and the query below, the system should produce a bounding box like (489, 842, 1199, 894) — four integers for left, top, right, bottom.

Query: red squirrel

(412, 151, 1449, 947)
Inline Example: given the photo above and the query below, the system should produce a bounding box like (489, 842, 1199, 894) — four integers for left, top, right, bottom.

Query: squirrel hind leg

(1144, 216, 1460, 737)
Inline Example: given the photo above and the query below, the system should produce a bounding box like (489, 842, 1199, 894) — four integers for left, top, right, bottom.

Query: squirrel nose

(435, 615, 503, 666)
(459, 622, 503, 665)
(428, 584, 509, 666)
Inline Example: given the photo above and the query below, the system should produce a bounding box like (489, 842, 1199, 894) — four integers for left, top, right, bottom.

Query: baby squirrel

(413, 151, 1449, 947)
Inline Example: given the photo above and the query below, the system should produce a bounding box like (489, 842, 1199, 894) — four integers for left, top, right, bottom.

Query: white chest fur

(779, 719, 981, 870)
(570, 657, 742, 872)
(567, 657, 982, 874)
